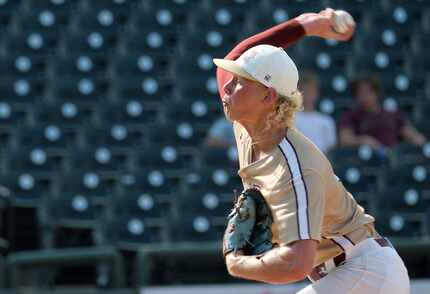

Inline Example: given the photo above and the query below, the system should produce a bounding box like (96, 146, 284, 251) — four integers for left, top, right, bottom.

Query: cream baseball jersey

(233, 122, 380, 266)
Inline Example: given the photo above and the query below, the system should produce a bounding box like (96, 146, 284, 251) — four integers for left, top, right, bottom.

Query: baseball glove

(223, 188, 273, 256)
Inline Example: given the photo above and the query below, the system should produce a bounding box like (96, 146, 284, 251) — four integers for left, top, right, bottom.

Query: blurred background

(0, 0, 428, 293)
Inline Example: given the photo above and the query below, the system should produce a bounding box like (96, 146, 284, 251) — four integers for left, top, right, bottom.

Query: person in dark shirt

(339, 73, 426, 154)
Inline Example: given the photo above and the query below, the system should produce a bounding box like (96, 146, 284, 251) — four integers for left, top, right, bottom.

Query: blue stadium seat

(111, 190, 171, 219)
(118, 170, 179, 196)
(5, 147, 65, 174)
(132, 145, 190, 175)
(377, 187, 429, 213)
(49, 55, 107, 78)
(381, 164, 430, 191)
(23, 0, 75, 12)
(111, 54, 169, 78)
(148, 122, 207, 148)
(4, 32, 58, 56)
(67, 146, 129, 174)
(389, 143, 430, 166)
(99, 101, 160, 126)
(198, 147, 239, 170)
(0, 78, 44, 104)
(16, 125, 78, 151)
(0, 55, 46, 78)
(82, 124, 146, 151)
(0, 102, 29, 126)
(57, 172, 115, 206)
(110, 76, 172, 105)
(376, 212, 427, 239)
(168, 215, 224, 242)
(0, 172, 53, 207)
(98, 215, 165, 249)
(34, 102, 96, 127)
(60, 31, 117, 56)
(120, 29, 177, 55)
(71, 9, 127, 33)
(183, 168, 242, 194)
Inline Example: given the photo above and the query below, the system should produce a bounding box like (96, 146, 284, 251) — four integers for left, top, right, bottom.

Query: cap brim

(213, 59, 257, 81)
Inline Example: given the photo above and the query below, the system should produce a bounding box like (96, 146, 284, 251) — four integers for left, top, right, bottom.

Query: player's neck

(241, 120, 285, 158)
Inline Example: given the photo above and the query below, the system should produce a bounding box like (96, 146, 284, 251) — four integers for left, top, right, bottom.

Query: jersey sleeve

(271, 169, 326, 245)
(217, 19, 305, 99)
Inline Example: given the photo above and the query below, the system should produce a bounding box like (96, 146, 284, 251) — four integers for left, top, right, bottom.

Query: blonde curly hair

(265, 90, 303, 130)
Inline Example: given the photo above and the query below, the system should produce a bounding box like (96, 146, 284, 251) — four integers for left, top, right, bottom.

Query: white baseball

(332, 10, 355, 34)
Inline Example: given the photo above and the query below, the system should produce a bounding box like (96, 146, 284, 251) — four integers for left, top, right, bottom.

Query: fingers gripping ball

(332, 10, 355, 34)
(223, 188, 273, 256)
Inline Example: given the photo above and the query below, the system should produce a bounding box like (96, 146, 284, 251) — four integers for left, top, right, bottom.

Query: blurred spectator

(294, 70, 337, 153)
(204, 117, 235, 148)
(339, 73, 426, 154)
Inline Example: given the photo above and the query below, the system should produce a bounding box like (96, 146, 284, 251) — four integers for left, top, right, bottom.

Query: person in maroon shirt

(339, 74, 426, 154)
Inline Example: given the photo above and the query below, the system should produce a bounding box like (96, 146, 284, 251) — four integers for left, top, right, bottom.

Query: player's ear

(262, 87, 278, 106)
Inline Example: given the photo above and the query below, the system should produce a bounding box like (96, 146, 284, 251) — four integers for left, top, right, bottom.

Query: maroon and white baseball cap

(213, 44, 299, 97)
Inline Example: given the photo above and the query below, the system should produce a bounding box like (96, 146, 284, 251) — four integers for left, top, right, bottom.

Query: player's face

(299, 81, 319, 109)
(355, 82, 379, 110)
(222, 75, 271, 123)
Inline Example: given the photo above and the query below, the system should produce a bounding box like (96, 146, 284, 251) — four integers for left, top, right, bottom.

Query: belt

(309, 237, 393, 282)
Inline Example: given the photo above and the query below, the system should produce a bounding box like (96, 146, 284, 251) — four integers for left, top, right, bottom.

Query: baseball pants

(298, 238, 410, 294)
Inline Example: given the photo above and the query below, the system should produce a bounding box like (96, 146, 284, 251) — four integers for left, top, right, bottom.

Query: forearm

(226, 246, 304, 284)
(402, 126, 426, 146)
(224, 19, 305, 61)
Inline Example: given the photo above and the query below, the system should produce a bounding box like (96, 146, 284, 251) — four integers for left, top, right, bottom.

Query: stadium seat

(376, 212, 427, 238)
(47, 78, 108, 106)
(0, 78, 45, 104)
(81, 0, 138, 13)
(0, 56, 46, 78)
(132, 145, 190, 175)
(168, 215, 224, 242)
(162, 100, 220, 130)
(34, 102, 96, 127)
(380, 164, 430, 191)
(6, 147, 65, 174)
(97, 215, 165, 250)
(111, 190, 171, 219)
(0, 172, 53, 207)
(178, 29, 239, 58)
(82, 124, 146, 151)
(110, 54, 169, 80)
(16, 125, 78, 151)
(22, 0, 75, 12)
(198, 147, 239, 170)
(173, 55, 215, 82)
(67, 146, 129, 174)
(58, 172, 115, 206)
(348, 52, 406, 75)
(110, 77, 172, 105)
(0, 102, 29, 126)
(0, 0, 20, 26)
(389, 143, 430, 166)
(99, 101, 160, 126)
(60, 31, 117, 56)
(119, 29, 177, 55)
(47, 193, 101, 224)
(329, 145, 388, 169)
(183, 168, 242, 194)
(4, 32, 58, 56)
(148, 122, 207, 148)
(49, 55, 107, 78)
(117, 170, 178, 196)
(128, 9, 181, 32)
(71, 9, 127, 34)
(15, 10, 68, 35)
(377, 187, 429, 213)
(176, 189, 232, 219)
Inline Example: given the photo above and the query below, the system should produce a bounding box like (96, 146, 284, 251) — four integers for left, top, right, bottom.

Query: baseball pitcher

(214, 8, 410, 294)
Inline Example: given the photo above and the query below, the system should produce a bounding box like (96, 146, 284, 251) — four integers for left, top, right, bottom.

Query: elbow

(225, 255, 240, 278)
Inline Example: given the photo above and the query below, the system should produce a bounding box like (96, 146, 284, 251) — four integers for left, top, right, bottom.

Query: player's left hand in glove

(223, 188, 273, 257)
